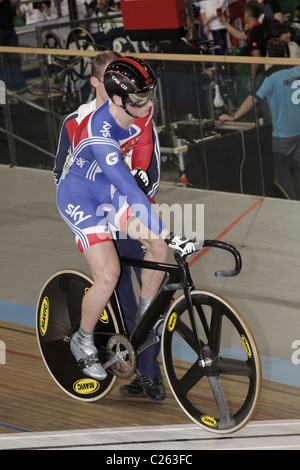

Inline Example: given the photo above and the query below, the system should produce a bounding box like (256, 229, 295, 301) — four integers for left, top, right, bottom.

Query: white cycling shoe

(70, 331, 107, 380)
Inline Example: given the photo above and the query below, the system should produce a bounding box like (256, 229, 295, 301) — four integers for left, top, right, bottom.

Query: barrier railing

(1, 45, 300, 198)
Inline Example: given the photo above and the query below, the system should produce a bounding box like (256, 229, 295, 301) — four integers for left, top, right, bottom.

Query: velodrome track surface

(0, 165, 299, 450)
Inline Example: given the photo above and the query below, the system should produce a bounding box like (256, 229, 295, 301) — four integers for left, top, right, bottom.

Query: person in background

(256, 0, 282, 22)
(199, 0, 229, 53)
(112, 0, 120, 11)
(17, 1, 45, 24)
(270, 22, 300, 58)
(227, 0, 246, 48)
(86, 0, 115, 17)
(221, 2, 266, 85)
(197, 0, 246, 52)
(219, 38, 300, 200)
(0, 0, 27, 92)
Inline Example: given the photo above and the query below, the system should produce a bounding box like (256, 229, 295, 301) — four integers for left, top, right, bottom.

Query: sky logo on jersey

(106, 152, 119, 165)
(100, 121, 112, 138)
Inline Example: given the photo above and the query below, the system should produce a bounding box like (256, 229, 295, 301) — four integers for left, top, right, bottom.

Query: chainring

(106, 334, 136, 378)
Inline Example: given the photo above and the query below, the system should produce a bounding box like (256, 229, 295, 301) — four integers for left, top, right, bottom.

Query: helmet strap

(121, 97, 135, 118)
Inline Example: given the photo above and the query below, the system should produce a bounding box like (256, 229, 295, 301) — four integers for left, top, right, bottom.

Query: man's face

(280, 31, 291, 43)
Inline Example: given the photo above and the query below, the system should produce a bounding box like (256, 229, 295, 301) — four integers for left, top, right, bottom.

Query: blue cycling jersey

(53, 99, 161, 200)
(57, 101, 165, 252)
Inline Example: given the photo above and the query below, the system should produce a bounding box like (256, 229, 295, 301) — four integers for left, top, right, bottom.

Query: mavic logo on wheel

(241, 335, 252, 358)
(73, 378, 100, 394)
(167, 312, 177, 332)
(201, 415, 217, 428)
(39, 296, 49, 337)
(99, 308, 109, 324)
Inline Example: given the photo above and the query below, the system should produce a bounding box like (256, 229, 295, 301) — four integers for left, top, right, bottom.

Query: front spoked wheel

(162, 290, 261, 433)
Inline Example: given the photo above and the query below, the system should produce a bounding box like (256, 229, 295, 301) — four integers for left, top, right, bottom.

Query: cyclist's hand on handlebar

(165, 232, 196, 256)
(131, 168, 149, 189)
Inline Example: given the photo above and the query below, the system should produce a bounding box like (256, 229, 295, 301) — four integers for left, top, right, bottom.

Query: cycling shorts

(57, 172, 133, 253)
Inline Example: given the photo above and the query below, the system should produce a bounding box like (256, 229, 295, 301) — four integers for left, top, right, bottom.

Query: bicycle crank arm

(104, 334, 136, 378)
(102, 350, 128, 370)
(136, 335, 160, 355)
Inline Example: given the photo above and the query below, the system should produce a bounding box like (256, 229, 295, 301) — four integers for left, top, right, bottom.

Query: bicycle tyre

(65, 27, 96, 80)
(162, 290, 261, 433)
(42, 31, 63, 51)
(36, 269, 119, 401)
(42, 31, 65, 86)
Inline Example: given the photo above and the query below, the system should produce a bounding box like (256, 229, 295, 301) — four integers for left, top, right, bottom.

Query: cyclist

(56, 56, 196, 381)
(54, 51, 160, 199)
(54, 52, 166, 400)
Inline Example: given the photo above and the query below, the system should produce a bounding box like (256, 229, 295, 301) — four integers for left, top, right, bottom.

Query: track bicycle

(36, 239, 261, 434)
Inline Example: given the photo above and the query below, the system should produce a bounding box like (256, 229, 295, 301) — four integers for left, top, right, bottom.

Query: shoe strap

(78, 354, 100, 371)
(140, 374, 156, 386)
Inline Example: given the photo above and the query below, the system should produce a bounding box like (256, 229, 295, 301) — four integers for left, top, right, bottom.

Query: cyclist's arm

(54, 103, 96, 186)
(131, 116, 154, 171)
(53, 116, 78, 186)
(144, 122, 160, 199)
(90, 140, 166, 237)
(131, 115, 160, 199)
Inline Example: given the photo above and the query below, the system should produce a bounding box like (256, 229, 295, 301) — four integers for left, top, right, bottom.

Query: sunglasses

(125, 87, 156, 108)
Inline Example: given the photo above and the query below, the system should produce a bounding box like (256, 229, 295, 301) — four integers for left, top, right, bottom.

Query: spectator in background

(270, 22, 300, 58)
(86, 0, 116, 32)
(199, 0, 229, 53)
(220, 38, 300, 200)
(256, 0, 282, 22)
(112, 0, 120, 11)
(47, 0, 86, 19)
(227, 0, 246, 48)
(197, 0, 246, 51)
(221, 2, 266, 84)
(50, 0, 69, 17)
(86, 0, 115, 16)
(0, 0, 27, 92)
(96, 0, 115, 13)
(17, 1, 45, 23)
(256, 0, 281, 45)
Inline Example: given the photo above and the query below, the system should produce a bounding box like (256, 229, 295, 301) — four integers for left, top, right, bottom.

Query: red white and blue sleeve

(88, 136, 165, 237)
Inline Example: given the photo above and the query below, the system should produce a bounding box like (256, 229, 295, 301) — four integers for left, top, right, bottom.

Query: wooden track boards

(1, 321, 299, 435)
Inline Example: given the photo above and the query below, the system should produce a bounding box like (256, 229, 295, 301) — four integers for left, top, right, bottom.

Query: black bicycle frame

(112, 239, 242, 356)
